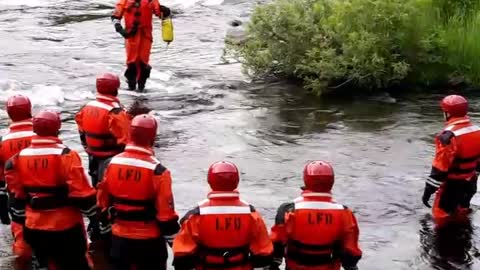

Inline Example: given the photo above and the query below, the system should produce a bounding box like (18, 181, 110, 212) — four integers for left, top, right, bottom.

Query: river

(0, 0, 480, 269)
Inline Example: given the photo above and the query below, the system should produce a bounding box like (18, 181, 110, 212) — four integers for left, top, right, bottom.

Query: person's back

(422, 95, 480, 226)
(5, 110, 96, 270)
(271, 161, 362, 270)
(98, 114, 179, 270)
(75, 73, 130, 165)
(0, 95, 35, 267)
(173, 161, 273, 270)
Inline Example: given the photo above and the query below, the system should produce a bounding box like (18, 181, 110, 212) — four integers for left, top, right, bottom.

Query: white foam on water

(150, 69, 173, 82)
(65, 90, 95, 102)
(0, 81, 65, 107)
(0, 0, 53, 7)
(166, 0, 224, 8)
(202, 0, 225, 6)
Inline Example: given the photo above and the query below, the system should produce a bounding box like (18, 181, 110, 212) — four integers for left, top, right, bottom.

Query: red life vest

(443, 118, 480, 180)
(1, 120, 34, 164)
(79, 95, 124, 158)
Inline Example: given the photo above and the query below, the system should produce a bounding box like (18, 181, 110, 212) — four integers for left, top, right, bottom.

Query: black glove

(344, 267, 359, 270)
(88, 216, 101, 242)
(0, 192, 10, 225)
(115, 23, 128, 38)
(160, 5, 171, 18)
(422, 182, 439, 208)
(112, 18, 128, 38)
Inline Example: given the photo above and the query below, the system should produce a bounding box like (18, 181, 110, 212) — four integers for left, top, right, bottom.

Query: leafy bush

(233, 0, 480, 95)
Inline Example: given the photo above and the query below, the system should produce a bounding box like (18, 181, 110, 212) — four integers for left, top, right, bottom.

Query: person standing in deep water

(422, 95, 480, 226)
(111, 0, 171, 91)
(270, 161, 362, 270)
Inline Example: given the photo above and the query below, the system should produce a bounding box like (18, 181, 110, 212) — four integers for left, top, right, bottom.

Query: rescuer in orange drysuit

(111, 0, 171, 91)
(422, 95, 480, 226)
(0, 95, 35, 269)
(97, 114, 179, 270)
(173, 161, 273, 270)
(5, 110, 98, 270)
(270, 161, 362, 270)
(75, 73, 131, 241)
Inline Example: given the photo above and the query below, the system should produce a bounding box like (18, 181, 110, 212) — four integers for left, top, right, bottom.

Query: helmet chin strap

(443, 112, 450, 121)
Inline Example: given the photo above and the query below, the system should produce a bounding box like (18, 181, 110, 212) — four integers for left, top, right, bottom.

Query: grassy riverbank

(229, 0, 480, 95)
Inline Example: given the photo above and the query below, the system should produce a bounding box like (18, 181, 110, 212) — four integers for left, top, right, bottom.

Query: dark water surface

(1, 0, 480, 269)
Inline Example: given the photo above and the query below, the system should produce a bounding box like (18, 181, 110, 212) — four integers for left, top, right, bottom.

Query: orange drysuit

(271, 192, 362, 270)
(97, 144, 179, 240)
(0, 120, 34, 259)
(4, 136, 97, 231)
(428, 117, 480, 225)
(97, 144, 179, 270)
(75, 94, 130, 159)
(173, 191, 273, 270)
(4, 136, 96, 269)
(112, 0, 162, 66)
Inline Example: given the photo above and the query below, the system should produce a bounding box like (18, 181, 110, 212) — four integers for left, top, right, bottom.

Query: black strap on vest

(286, 240, 337, 266)
(197, 245, 250, 268)
(110, 195, 156, 221)
(24, 185, 69, 210)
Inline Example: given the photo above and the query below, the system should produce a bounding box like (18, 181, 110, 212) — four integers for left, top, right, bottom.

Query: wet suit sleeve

(153, 165, 180, 245)
(112, 0, 127, 19)
(249, 209, 273, 268)
(74, 107, 87, 149)
(0, 140, 9, 224)
(108, 109, 131, 147)
(62, 149, 97, 218)
(5, 155, 25, 224)
(97, 166, 112, 235)
(173, 208, 200, 270)
(428, 131, 458, 188)
(340, 209, 362, 269)
(151, 0, 162, 17)
(270, 202, 294, 267)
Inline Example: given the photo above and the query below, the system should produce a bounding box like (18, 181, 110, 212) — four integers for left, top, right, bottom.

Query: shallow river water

(1, 0, 480, 269)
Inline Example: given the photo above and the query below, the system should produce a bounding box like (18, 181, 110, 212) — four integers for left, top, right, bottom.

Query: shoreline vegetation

(225, 0, 480, 96)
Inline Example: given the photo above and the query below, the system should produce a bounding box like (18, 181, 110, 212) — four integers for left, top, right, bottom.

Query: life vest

(285, 193, 347, 269)
(104, 145, 165, 239)
(443, 118, 480, 181)
(195, 194, 255, 269)
(0, 120, 35, 164)
(123, 0, 156, 31)
(0, 120, 34, 225)
(14, 138, 85, 231)
(80, 95, 124, 158)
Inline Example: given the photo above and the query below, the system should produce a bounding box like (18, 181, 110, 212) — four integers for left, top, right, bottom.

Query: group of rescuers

(0, 0, 476, 269)
(0, 75, 477, 270)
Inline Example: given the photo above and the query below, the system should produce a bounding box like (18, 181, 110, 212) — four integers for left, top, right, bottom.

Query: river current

(1, 0, 480, 269)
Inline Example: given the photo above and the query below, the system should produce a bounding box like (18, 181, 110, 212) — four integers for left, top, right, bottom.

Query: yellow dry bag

(162, 17, 174, 43)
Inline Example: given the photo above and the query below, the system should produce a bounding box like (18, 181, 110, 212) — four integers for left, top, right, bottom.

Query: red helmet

(96, 73, 120, 96)
(6, 94, 32, 121)
(207, 161, 240, 191)
(130, 114, 157, 146)
(303, 160, 334, 192)
(441, 95, 468, 117)
(33, 110, 61, 137)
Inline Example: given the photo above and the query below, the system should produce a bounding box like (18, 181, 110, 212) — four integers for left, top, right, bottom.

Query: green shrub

(441, 9, 480, 85)
(233, 0, 480, 95)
